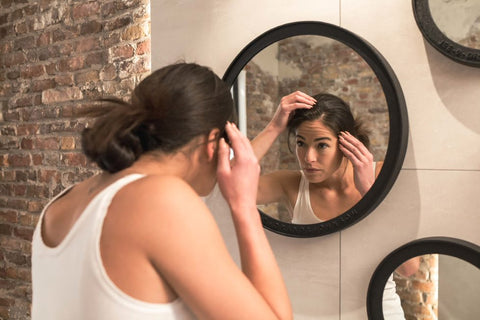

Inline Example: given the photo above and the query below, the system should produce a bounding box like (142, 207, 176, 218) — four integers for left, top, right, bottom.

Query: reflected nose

(305, 147, 317, 163)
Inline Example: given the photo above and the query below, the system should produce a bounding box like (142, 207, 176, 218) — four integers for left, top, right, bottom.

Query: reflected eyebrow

(296, 134, 332, 142)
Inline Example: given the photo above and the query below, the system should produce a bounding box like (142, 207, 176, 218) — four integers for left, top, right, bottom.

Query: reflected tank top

(291, 171, 324, 224)
(32, 174, 196, 320)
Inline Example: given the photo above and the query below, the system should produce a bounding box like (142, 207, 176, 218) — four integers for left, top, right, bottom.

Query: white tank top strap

(292, 171, 323, 224)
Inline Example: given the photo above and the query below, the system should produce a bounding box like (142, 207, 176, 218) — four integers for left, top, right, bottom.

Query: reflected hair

(287, 93, 370, 151)
(81, 62, 236, 173)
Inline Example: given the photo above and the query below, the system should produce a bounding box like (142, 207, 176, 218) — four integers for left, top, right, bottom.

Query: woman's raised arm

(251, 91, 316, 161)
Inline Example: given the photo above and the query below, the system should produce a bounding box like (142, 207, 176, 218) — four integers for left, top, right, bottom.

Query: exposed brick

(55, 74, 74, 86)
(0, 297, 14, 307)
(75, 36, 101, 53)
(16, 124, 39, 136)
(33, 137, 59, 150)
(31, 79, 55, 92)
(4, 52, 27, 67)
(7, 154, 30, 167)
(136, 39, 150, 55)
(57, 56, 85, 72)
(111, 44, 134, 60)
(38, 46, 60, 61)
(11, 95, 33, 108)
(0, 211, 17, 224)
(13, 35, 35, 50)
(36, 31, 51, 46)
(13, 227, 33, 242)
(5, 251, 27, 266)
(27, 201, 43, 213)
(45, 62, 56, 75)
(1, 171, 15, 182)
(0, 13, 7, 25)
(85, 51, 105, 66)
(60, 136, 75, 150)
(72, 2, 100, 20)
(7, 70, 20, 80)
(25, 185, 48, 198)
(20, 138, 33, 150)
(0, 224, 13, 236)
(0, 306, 9, 318)
(31, 153, 43, 165)
(11, 8, 23, 21)
(24, 4, 38, 16)
(20, 65, 45, 79)
(42, 87, 83, 104)
(100, 63, 116, 81)
(75, 70, 99, 84)
(80, 20, 102, 35)
(121, 24, 145, 41)
(61, 152, 87, 166)
(105, 16, 131, 31)
(3, 110, 20, 121)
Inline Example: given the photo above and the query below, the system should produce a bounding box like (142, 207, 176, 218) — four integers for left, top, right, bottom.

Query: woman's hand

(338, 131, 375, 196)
(269, 91, 316, 133)
(217, 122, 260, 214)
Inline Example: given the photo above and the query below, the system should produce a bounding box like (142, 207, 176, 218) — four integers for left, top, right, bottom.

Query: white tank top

(291, 171, 324, 224)
(382, 274, 406, 319)
(32, 174, 196, 320)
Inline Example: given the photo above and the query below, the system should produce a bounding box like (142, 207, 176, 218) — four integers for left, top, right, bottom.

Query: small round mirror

(367, 237, 480, 319)
(413, 0, 480, 67)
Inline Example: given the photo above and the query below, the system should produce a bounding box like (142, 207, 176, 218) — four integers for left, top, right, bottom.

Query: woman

(252, 91, 382, 223)
(32, 63, 292, 320)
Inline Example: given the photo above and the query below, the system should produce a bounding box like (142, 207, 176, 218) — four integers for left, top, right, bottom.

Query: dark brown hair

(287, 93, 370, 150)
(82, 62, 235, 173)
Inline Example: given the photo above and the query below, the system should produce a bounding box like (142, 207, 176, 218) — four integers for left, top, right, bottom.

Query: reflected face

(295, 120, 344, 183)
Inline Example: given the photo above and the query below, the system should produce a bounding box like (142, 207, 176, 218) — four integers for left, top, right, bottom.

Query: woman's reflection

(252, 91, 382, 223)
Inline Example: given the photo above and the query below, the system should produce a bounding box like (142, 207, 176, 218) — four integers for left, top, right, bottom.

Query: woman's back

(32, 173, 196, 319)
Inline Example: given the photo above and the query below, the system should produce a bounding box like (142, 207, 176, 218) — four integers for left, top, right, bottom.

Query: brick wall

(0, 0, 151, 318)
(394, 254, 439, 320)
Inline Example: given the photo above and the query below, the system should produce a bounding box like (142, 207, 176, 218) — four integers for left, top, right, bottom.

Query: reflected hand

(270, 91, 316, 132)
(338, 131, 374, 196)
(217, 122, 260, 214)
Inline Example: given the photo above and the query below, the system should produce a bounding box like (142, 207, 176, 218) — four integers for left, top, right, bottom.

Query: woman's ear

(206, 128, 221, 161)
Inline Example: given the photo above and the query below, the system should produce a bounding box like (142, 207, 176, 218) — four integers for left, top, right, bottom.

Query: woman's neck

(125, 153, 193, 179)
(310, 158, 354, 192)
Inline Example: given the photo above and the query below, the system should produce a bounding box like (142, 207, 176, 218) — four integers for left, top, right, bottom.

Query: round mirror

(413, 0, 480, 67)
(367, 237, 480, 319)
(223, 21, 408, 237)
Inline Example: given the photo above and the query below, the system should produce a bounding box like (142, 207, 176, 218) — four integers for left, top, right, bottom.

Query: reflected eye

(317, 143, 329, 150)
(296, 140, 305, 147)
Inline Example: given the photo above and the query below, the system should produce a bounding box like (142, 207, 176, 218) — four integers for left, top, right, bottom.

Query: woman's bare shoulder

(263, 169, 300, 181)
(275, 170, 301, 188)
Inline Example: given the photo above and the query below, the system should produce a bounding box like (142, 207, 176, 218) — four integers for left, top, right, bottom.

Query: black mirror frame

(222, 21, 409, 238)
(367, 236, 480, 320)
(412, 0, 480, 67)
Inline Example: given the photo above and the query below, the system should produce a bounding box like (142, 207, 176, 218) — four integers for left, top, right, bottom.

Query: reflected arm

(251, 124, 284, 161)
(251, 91, 316, 161)
(395, 257, 420, 277)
